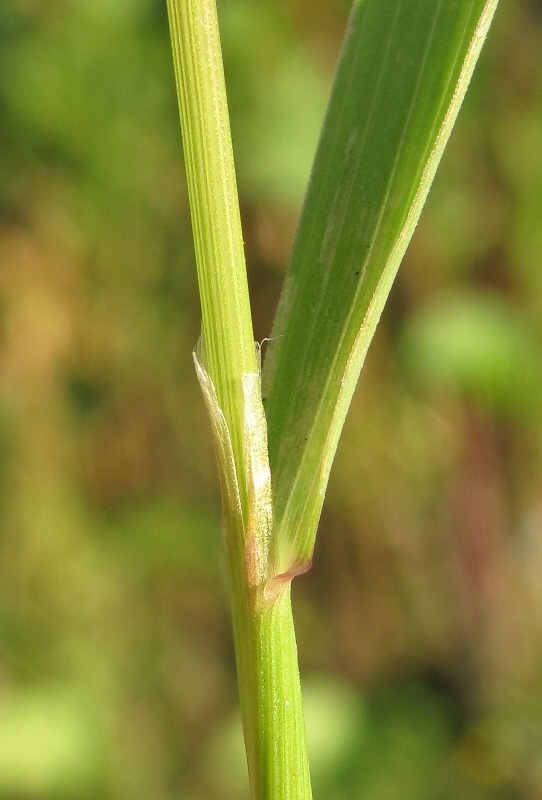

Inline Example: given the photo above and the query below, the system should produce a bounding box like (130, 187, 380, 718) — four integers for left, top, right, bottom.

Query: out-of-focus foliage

(0, 1, 541, 798)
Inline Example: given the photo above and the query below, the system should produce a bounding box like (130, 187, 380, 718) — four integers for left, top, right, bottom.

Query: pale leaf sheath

(241, 371, 273, 590)
(193, 348, 242, 524)
(194, 345, 274, 602)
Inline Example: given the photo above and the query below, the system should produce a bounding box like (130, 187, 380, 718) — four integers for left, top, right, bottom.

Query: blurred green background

(1, 0, 542, 797)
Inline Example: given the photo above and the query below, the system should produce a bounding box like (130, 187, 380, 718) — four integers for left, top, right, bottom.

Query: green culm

(165, 1, 500, 797)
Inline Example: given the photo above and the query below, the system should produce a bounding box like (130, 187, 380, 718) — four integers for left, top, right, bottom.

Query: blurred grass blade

(262, 0, 499, 574)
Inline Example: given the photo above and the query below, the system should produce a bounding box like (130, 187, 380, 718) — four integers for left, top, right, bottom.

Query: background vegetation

(0, 0, 541, 797)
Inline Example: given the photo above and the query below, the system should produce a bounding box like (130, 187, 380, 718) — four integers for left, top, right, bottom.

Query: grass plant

(166, 0, 499, 796)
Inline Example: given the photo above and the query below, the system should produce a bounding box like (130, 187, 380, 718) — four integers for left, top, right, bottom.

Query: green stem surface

(166, 0, 312, 797)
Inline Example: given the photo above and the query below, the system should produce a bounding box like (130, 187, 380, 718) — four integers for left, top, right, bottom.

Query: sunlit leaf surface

(263, 0, 499, 572)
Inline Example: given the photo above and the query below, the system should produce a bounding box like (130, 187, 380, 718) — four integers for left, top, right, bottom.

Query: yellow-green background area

(0, 1, 541, 797)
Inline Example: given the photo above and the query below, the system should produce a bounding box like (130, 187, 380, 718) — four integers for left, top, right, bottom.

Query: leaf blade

(263, 0, 499, 572)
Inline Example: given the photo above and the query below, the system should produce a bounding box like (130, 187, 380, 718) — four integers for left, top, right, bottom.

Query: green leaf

(262, 0, 499, 573)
